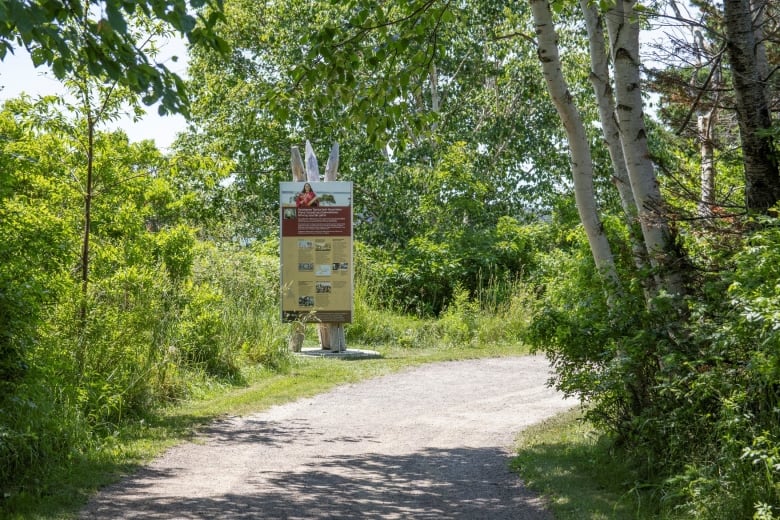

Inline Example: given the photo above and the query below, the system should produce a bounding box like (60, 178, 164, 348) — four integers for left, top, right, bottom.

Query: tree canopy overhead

(0, 0, 229, 115)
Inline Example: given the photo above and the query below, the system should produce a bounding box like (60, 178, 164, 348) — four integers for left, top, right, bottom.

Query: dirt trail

(81, 355, 572, 519)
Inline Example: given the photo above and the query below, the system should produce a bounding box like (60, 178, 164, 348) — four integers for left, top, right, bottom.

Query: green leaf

(105, 3, 127, 33)
(30, 47, 48, 67)
(51, 57, 66, 77)
(178, 14, 197, 33)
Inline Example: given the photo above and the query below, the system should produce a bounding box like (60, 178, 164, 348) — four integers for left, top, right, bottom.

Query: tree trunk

(698, 110, 717, 217)
(80, 114, 95, 325)
(428, 62, 441, 140)
(724, 0, 780, 213)
(605, 0, 686, 298)
(750, 0, 770, 102)
(580, 1, 649, 279)
(530, 0, 620, 289)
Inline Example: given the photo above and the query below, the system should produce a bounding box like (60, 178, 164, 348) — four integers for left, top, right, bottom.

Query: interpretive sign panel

(280, 181, 353, 323)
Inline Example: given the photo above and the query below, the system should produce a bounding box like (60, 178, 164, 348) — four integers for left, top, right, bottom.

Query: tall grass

(348, 263, 532, 350)
(1, 237, 538, 517)
(192, 243, 292, 372)
(0, 242, 293, 504)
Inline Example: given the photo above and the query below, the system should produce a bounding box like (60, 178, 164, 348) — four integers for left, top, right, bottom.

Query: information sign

(280, 181, 353, 323)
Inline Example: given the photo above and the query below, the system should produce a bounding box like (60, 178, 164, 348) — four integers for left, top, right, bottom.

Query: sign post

(282, 142, 352, 352)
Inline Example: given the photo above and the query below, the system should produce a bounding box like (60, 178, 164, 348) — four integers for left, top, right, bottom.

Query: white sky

(0, 40, 188, 152)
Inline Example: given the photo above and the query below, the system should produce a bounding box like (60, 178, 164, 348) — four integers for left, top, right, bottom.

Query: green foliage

(0, 377, 95, 500)
(0, 96, 295, 504)
(3, 1, 778, 518)
(353, 142, 548, 316)
(0, 0, 229, 115)
(524, 225, 651, 425)
(176, 282, 232, 376)
(356, 217, 543, 317)
(182, 0, 576, 249)
(512, 409, 667, 519)
(523, 209, 780, 518)
(652, 223, 780, 518)
(348, 295, 440, 349)
(164, 142, 257, 243)
(438, 285, 480, 346)
(155, 225, 197, 283)
(0, 109, 73, 395)
(349, 250, 532, 351)
(192, 241, 291, 372)
(0, 192, 70, 383)
(347, 255, 440, 347)
(474, 277, 535, 346)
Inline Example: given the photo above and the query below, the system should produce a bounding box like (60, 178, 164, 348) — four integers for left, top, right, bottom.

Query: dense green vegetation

(2, 0, 780, 519)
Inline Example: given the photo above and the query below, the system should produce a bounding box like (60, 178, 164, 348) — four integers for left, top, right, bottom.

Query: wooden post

(289, 140, 347, 353)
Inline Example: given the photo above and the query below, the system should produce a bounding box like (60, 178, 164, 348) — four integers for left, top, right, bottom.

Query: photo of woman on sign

(296, 182, 319, 208)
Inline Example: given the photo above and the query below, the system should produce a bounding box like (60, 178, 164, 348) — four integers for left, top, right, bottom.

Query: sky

(0, 39, 188, 152)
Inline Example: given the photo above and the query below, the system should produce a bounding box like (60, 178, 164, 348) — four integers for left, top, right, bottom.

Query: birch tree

(528, 0, 620, 288)
(723, 0, 780, 213)
(580, 1, 649, 276)
(667, 0, 724, 218)
(603, 0, 687, 299)
(529, 0, 688, 303)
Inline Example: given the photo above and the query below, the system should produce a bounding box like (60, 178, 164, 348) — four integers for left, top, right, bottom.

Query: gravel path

(81, 355, 571, 519)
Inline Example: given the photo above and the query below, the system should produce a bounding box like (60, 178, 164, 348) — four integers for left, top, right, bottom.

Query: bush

(474, 274, 532, 345)
(438, 285, 479, 346)
(0, 379, 92, 495)
(176, 282, 235, 376)
(191, 242, 290, 372)
(0, 239, 294, 499)
(354, 218, 546, 317)
(656, 224, 780, 518)
(348, 279, 440, 348)
(523, 216, 780, 518)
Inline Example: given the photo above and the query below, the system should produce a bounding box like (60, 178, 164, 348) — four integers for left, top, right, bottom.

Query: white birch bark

(324, 142, 340, 181)
(698, 110, 717, 217)
(604, 0, 685, 297)
(430, 63, 440, 114)
(304, 140, 320, 182)
(291, 146, 305, 182)
(669, 0, 720, 218)
(529, 0, 619, 287)
(692, 23, 721, 218)
(580, 1, 649, 276)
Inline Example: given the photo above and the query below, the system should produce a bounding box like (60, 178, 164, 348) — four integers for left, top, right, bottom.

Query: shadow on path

(83, 447, 551, 519)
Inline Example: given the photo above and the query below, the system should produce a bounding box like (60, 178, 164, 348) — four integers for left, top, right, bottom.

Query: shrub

(192, 242, 290, 372)
(438, 285, 479, 346)
(524, 216, 780, 518)
(176, 282, 234, 377)
(657, 224, 780, 518)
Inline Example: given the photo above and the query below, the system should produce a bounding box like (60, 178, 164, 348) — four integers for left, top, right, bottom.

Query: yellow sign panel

(279, 181, 353, 322)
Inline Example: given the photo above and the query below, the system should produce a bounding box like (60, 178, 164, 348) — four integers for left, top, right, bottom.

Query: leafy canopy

(0, 0, 229, 115)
